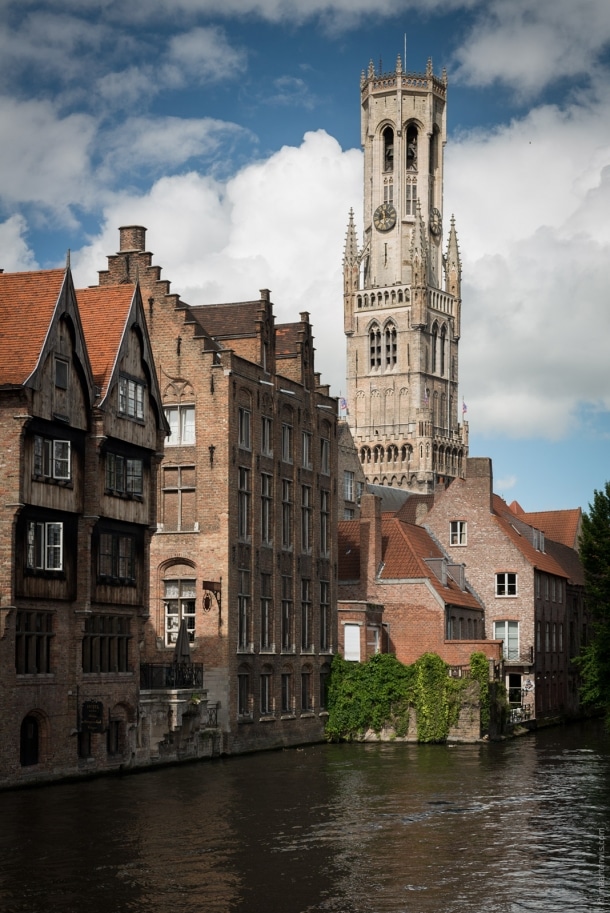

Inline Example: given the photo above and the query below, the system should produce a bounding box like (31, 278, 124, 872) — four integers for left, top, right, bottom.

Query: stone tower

(344, 55, 468, 492)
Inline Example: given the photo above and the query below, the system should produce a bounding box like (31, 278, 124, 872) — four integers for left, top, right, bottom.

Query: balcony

(140, 662, 204, 690)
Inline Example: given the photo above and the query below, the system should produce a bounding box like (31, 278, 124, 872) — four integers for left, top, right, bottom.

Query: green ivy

(326, 651, 479, 744)
(469, 651, 491, 732)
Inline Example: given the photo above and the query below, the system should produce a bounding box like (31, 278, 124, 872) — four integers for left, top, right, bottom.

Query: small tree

(577, 482, 610, 714)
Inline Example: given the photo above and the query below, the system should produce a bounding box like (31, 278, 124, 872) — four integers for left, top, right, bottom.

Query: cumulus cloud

(72, 131, 362, 398)
(452, 0, 610, 95)
(447, 81, 610, 439)
(0, 215, 38, 271)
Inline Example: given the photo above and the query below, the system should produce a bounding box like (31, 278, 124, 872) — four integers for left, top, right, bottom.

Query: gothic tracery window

(385, 323, 397, 368)
(369, 325, 381, 369)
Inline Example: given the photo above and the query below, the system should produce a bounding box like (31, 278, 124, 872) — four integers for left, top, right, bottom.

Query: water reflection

(0, 722, 608, 913)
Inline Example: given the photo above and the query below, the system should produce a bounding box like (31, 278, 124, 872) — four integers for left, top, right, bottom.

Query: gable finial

(66, 249, 71, 270)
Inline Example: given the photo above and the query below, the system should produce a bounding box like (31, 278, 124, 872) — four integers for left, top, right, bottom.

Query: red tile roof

(338, 516, 482, 610)
(512, 507, 581, 550)
(76, 285, 135, 397)
(0, 269, 66, 385)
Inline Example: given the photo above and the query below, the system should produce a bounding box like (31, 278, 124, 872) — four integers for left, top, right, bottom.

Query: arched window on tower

(406, 123, 418, 172)
(369, 325, 381, 370)
(383, 126, 394, 172)
(440, 325, 447, 376)
(385, 323, 397, 368)
(431, 323, 438, 374)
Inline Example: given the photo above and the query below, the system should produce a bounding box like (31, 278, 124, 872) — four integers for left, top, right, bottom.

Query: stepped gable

(275, 322, 301, 355)
(76, 284, 136, 397)
(0, 268, 66, 384)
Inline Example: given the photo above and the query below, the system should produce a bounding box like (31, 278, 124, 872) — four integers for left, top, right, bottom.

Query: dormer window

(54, 357, 69, 389)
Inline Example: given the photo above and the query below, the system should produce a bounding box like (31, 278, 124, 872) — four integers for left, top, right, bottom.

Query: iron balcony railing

(508, 704, 533, 725)
(140, 662, 204, 690)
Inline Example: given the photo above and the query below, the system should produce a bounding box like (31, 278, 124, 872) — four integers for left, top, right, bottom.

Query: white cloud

(453, 0, 610, 94)
(447, 81, 610, 439)
(0, 215, 38, 271)
(72, 130, 362, 398)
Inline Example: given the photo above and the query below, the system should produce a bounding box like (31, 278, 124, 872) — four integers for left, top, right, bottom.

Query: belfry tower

(344, 56, 468, 492)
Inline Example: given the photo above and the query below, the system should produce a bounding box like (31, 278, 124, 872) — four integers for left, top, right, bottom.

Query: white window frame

(495, 572, 517, 597)
(450, 520, 467, 546)
(238, 467, 251, 540)
(320, 436, 330, 475)
(493, 620, 519, 660)
(119, 376, 145, 420)
(344, 470, 354, 502)
(261, 415, 273, 457)
(27, 521, 63, 571)
(164, 404, 195, 445)
(302, 431, 312, 469)
(34, 436, 71, 481)
(164, 578, 196, 647)
(281, 423, 293, 463)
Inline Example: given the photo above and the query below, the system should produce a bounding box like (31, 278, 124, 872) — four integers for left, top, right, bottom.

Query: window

(282, 480, 293, 549)
(238, 468, 251, 540)
(55, 357, 69, 389)
(34, 436, 71, 481)
(260, 671, 273, 716)
(260, 573, 273, 650)
(302, 431, 312, 469)
(261, 415, 273, 456)
(320, 665, 331, 710)
(536, 621, 541, 653)
(301, 579, 312, 651)
(281, 576, 293, 651)
(495, 572, 517, 597)
(344, 470, 354, 502)
(15, 611, 53, 674)
(405, 180, 417, 216)
(301, 485, 312, 552)
(344, 624, 361, 661)
(238, 407, 251, 450)
(106, 453, 143, 496)
(320, 490, 330, 556)
(164, 404, 195, 445)
(545, 622, 550, 652)
(162, 465, 196, 531)
(119, 376, 145, 420)
(99, 531, 135, 583)
(301, 669, 313, 712)
(493, 620, 519, 660)
(20, 715, 40, 767)
(385, 324, 397, 367)
(27, 521, 63, 571)
(82, 615, 130, 673)
(320, 581, 331, 652)
(237, 569, 251, 652)
(261, 473, 273, 545)
(450, 521, 467, 546)
(164, 579, 196, 646)
(369, 326, 381, 369)
(281, 671, 293, 714)
(320, 434, 330, 476)
(238, 671, 251, 718)
(281, 423, 293, 463)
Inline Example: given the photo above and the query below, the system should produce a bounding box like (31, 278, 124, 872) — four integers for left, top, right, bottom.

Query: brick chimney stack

(359, 493, 383, 584)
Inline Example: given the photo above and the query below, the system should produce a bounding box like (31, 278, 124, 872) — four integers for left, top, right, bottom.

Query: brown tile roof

(513, 508, 581, 550)
(492, 506, 568, 578)
(338, 516, 482, 610)
(189, 300, 263, 340)
(76, 285, 135, 396)
(544, 538, 584, 586)
(0, 269, 66, 385)
(275, 323, 301, 356)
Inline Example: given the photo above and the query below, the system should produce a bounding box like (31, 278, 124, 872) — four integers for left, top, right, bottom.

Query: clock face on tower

(429, 207, 442, 237)
(373, 202, 397, 232)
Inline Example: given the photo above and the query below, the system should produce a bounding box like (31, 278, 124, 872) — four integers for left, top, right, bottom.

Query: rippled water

(1, 721, 609, 913)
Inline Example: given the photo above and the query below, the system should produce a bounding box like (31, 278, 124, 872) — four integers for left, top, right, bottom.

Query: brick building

(337, 492, 502, 668)
(0, 266, 166, 787)
(96, 226, 339, 754)
(422, 457, 584, 721)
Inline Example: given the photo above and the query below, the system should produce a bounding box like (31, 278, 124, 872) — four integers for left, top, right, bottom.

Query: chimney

(119, 225, 147, 252)
(359, 493, 383, 584)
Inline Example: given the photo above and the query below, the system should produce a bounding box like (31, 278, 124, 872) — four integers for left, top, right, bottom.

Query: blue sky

(2, 0, 610, 514)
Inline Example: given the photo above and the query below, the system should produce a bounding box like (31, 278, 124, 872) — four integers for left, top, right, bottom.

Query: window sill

(237, 715, 254, 724)
(300, 711, 315, 719)
(260, 646, 276, 654)
(259, 714, 276, 723)
(237, 645, 255, 654)
(16, 673, 54, 681)
(280, 713, 296, 721)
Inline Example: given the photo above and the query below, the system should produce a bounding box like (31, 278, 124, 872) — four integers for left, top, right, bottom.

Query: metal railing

(140, 662, 204, 690)
(508, 704, 533, 725)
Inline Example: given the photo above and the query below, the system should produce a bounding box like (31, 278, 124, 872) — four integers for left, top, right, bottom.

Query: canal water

(1, 721, 609, 913)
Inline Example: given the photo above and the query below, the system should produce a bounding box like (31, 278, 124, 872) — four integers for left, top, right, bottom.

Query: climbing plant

(469, 651, 490, 732)
(326, 651, 475, 744)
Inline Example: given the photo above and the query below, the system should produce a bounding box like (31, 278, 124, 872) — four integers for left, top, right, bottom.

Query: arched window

(440, 325, 447, 376)
(383, 126, 394, 172)
(385, 323, 397, 368)
(431, 323, 438, 373)
(406, 123, 418, 171)
(369, 325, 381, 369)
